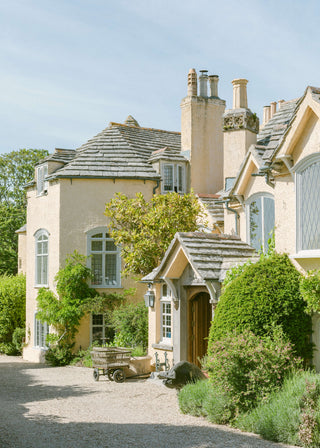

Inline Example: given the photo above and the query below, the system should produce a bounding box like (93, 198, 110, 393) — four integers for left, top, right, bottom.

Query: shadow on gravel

(0, 359, 294, 448)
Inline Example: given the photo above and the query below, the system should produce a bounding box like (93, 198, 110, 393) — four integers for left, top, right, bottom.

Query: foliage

(210, 252, 312, 360)
(0, 274, 26, 344)
(0, 149, 49, 274)
(300, 270, 320, 314)
(111, 301, 148, 350)
(179, 379, 210, 417)
(37, 252, 96, 365)
(236, 371, 320, 447)
(105, 191, 206, 275)
(71, 346, 94, 368)
(12, 327, 26, 354)
(205, 328, 302, 418)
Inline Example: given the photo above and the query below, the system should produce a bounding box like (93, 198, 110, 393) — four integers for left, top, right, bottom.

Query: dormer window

(37, 164, 48, 196)
(162, 163, 185, 193)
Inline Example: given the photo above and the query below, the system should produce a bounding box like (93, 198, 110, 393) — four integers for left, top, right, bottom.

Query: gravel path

(0, 355, 297, 448)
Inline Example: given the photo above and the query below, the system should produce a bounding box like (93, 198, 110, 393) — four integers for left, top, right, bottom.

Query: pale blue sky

(1, 0, 320, 154)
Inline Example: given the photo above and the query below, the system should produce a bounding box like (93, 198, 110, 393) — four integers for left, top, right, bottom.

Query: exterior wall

(23, 176, 155, 362)
(223, 129, 257, 180)
(181, 96, 225, 195)
(17, 232, 27, 275)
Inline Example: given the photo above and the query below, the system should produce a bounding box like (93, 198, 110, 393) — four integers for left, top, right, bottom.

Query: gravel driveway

(0, 355, 297, 448)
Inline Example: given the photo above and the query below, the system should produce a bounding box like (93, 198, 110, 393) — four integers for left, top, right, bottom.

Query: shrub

(209, 253, 312, 361)
(111, 301, 148, 350)
(179, 380, 209, 417)
(12, 327, 25, 354)
(236, 371, 320, 447)
(45, 342, 74, 366)
(205, 328, 302, 418)
(0, 274, 26, 344)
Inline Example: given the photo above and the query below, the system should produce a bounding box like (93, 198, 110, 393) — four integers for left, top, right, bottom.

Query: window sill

(90, 285, 122, 289)
(152, 343, 173, 351)
(290, 250, 320, 259)
(34, 285, 49, 289)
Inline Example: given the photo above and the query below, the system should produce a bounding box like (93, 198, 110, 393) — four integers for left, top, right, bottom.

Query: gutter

(216, 199, 239, 235)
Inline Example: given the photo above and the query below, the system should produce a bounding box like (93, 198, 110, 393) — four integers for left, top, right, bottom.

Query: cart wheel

(113, 369, 126, 383)
(93, 368, 99, 382)
(107, 370, 114, 381)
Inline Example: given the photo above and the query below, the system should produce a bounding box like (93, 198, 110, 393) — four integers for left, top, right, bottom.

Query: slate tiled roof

(47, 120, 181, 181)
(148, 146, 187, 163)
(198, 194, 224, 223)
(143, 232, 255, 283)
(37, 148, 76, 166)
(254, 99, 300, 165)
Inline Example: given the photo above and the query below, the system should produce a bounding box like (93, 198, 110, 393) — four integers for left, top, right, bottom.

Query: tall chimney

(187, 68, 197, 96)
(232, 78, 248, 109)
(270, 101, 277, 119)
(208, 75, 219, 97)
(263, 105, 271, 126)
(278, 99, 285, 110)
(199, 70, 208, 97)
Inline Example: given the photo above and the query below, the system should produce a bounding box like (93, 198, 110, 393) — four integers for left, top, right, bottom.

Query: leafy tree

(105, 191, 206, 275)
(209, 253, 312, 361)
(0, 274, 26, 354)
(0, 148, 49, 274)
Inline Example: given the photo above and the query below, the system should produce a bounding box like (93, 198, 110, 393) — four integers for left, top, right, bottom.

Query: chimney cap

(199, 69, 208, 75)
(208, 74, 219, 79)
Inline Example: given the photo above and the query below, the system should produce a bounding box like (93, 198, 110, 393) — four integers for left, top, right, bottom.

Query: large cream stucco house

(145, 70, 320, 371)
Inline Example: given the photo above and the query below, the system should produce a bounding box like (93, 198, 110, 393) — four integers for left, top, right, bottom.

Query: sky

(1, 0, 320, 154)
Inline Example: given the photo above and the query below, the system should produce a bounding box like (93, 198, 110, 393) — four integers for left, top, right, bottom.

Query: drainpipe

(225, 199, 239, 235)
(216, 199, 239, 235)
(153, 179, 160, 195)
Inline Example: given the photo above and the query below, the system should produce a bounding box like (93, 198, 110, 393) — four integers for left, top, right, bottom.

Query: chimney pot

(199, 70, 208, 97)
(232, 78, 248, 109)
(263, 106, 271, 126)
(270, 101, 277, 119)
(278, 99, 285, 110)
(208, 75, 219, 97)
(187, 68, 197, 96)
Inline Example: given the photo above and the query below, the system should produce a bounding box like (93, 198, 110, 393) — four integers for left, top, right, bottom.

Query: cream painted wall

(17, 232, 27, 275)
(223, 130, 257, 180)
(24, 177, 155, 362)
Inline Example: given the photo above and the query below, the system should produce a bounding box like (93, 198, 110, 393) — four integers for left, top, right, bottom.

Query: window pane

(105, 254, 117, 285)
(42, 256, 48, 285)
(92, 254, 102, 284)
(162, 284, 167, 297)
(300, 162, 320, 250)
(92, 233, 103, 238)
(105, 240, 116, 251)
(249, 198, 262, 251)
(263, 197, 275, 251)
(92, 314, 103, 326)
(164, 165, 173, 191)
(178, 165, 183, 191)
(91, 240, 103, 251)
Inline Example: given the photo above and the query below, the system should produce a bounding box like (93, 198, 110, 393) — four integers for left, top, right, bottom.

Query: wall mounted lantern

(144, 285, 155, 308)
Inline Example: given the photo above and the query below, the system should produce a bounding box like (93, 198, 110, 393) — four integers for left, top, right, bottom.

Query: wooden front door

(188, 292, 211, 367)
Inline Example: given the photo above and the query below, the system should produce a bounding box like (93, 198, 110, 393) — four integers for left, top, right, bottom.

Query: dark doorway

(188, 292, 211, 367)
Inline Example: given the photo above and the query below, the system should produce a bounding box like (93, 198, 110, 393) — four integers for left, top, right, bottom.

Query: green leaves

(0, 148, 49, 275)
(0, 274, 26, 343)
(105, 191, 205, 275)
(300, 270, 320, 314)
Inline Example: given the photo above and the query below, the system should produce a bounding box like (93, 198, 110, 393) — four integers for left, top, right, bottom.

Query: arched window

(34, 229, 49, 286)
(247, 193, 275, 252)
(296, 154, 320, 251)
(87, 228, 121, 288)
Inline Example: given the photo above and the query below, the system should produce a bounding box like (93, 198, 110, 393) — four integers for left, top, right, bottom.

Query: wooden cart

(90, 347, 131, 383)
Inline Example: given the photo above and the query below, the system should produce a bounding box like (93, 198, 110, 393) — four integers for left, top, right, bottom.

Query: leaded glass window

(161, 284, 172, 342)
(34, 313, 49, 348)
(91, 313, 114, 345)
(35, 230, 49, 286)
(297, 159, 320, 250)
(162, 164, 185, 193)
(247, 194, 274, 252)
(88, 229, 121, 287)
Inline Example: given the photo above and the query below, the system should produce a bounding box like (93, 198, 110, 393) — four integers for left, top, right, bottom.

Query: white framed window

(160, 284, 172, 343)
(296, 154, 320, 251)
(34, 229, 49, 286)
(91, 314, 114, 345)
(246, 193, 274, 252)
(162, 163, 185, 193)
(87, 228, 121, 288)
(34, 312, 49, 348)
(36, 164, 48, 196)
